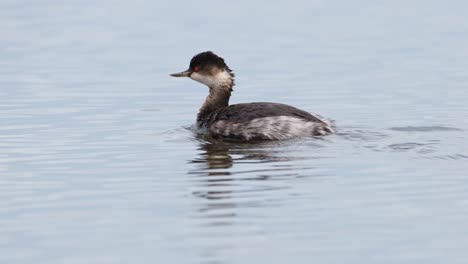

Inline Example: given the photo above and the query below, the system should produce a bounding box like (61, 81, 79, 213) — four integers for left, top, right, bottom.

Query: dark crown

(189, 51, 230, 71)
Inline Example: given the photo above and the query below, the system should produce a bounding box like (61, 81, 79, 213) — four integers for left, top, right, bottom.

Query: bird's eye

(193, 66, 200, 72)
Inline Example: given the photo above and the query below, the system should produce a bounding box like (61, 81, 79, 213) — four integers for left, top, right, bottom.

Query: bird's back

(198, 102, 334, 141)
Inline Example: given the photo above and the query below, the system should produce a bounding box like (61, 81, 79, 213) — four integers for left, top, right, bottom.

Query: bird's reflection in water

(191, 139, 234, 174)
(188, 136, 322, 225)
(190, 139, 235, 204)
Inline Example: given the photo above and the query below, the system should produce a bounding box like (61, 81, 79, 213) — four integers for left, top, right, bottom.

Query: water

(1, 0, 468, 263)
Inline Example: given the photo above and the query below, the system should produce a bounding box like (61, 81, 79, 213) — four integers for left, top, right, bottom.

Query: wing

(211, 102, 326, 124)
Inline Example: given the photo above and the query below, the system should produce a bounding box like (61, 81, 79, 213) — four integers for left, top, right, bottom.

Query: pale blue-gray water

(1, 1, 468, 263)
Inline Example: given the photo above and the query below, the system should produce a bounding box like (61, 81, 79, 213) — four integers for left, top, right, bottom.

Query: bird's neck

(197, 85, 233, 122)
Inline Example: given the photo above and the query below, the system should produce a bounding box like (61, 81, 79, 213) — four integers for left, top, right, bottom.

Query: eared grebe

(170, 51, 335, 141)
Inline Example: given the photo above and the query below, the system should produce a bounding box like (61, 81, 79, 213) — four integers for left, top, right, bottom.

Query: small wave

(427, 154, 468, 160)
(387, 142, 431, 152)
(389, 126, 463, 132)
(336, 129, 389, 141)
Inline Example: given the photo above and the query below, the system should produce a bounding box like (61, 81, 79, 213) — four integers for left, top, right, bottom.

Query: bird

(170, 51, 335, 141)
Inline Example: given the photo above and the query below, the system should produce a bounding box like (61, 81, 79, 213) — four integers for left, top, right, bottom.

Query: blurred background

(1, 1, 468, 263)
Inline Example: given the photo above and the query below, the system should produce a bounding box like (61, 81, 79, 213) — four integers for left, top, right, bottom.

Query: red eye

(193, 66, 200, 72)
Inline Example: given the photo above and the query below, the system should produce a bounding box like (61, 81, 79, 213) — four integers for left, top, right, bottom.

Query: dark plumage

(211, 102, 326, 124)
(171, 51, 335, 141)
(189, 51, 231, 73)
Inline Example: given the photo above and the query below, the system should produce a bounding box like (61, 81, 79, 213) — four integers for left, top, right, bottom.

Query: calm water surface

(1, 1, 468, 263)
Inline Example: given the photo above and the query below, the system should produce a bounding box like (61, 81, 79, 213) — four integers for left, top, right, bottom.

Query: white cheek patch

(191, 70, 232, 87)
(190, 72, 213, 86)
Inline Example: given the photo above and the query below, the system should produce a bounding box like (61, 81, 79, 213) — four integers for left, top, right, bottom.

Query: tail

(312, 116, 336, 136)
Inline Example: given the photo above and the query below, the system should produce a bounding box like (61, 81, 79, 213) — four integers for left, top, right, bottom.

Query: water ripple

(390, 126, 463, 132)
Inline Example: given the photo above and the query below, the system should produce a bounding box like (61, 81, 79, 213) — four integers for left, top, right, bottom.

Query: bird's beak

(170, 69, 192, 77)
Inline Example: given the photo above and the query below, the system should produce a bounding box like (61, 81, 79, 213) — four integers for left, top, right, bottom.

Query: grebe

(170, 51, 335, 141)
